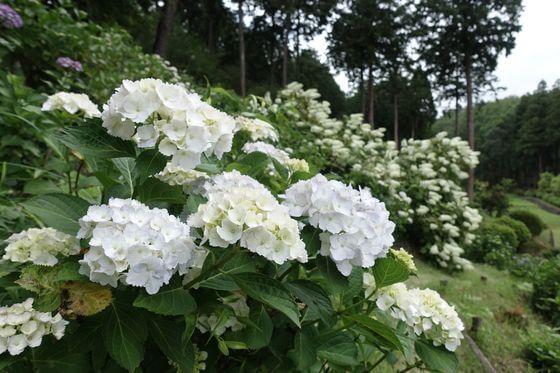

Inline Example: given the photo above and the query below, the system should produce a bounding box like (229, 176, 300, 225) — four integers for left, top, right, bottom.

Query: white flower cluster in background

(189, 171, 308, 264)
(235, 116, 278, 142)
(373, 282, 464, 352)
(42, 92, 101, 118)
(197, 293, 250, 336)
(0, 298, 68, 355)
(156, 162, 208, 192)
(102, 79, 235, 170)
(399, 133, 481, 269)
(3, 227, 80, 266)
(242, 142, 309, 173)
(283, 174, 395, 276)
(77, 198, 198, 294)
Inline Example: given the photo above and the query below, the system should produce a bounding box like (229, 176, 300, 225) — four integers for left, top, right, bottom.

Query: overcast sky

(307, 0, 560, 99)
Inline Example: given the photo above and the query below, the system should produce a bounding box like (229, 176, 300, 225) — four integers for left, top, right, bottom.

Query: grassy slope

(408, 260, 552, 372)
(509, 195, 560, 246)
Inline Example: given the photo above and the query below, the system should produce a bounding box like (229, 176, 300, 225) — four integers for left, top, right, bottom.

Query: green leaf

(237, 151, 270, 176)
(137, 178, 185, 205)
(372, 257, 410, 289)
(232, 272, 301, 327)
(286, 280, 334, 325)
(237, 305, 273, 349)
(149, 318, 195, 372)
(56, 261, 87, 282)
(112, 157, 135, 197)
(134, 149, 167, 183)
(271, 158, 289, 180)
(316, 333, 358, 367)
(224, 341, 248, 350)
(21, 193, 90, 235)
(184, 194, 207, 215)
(102, 301, 148, 371)
(56, 124, 136, 159)
(345, 314, 402, 351)
(133, 284, 196, 316)
(415, 340, 459, 373)
(31, 343, 89, 373)
(301, 226, 321, 256)
(342, 267, 364, 305)
(199, 252, 257, 291)
(316, 255, 348, 293)
(288, 329, 317, 370)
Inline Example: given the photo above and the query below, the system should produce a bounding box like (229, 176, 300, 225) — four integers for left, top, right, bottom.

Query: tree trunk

(465, 58, 475, 200)
(454, 95, 459, 136)
(359, 68, 365, 117)
(393, 93, 399, 149)
(238, 0, 246, 97)
(207, 0, 215, 53)
(367, 65, 374, 126)
(153, 0, 180, 58)
(411, 119, 416, 139)
(282, 15, 291, 87)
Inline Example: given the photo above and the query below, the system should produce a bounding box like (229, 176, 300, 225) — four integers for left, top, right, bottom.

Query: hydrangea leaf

(60, 281, 112, 317)
(236, 304, 273, 349)
(112, 157, 135, 197)
(21, 193, 90, 235)
(56, 124, 136, 159)
(316, 333, 358, 367)
(198, 252, 256, 291)
(102, 301, 148, 371)
(344, 314, 402, 351)
(372, 257, 410, 289)
(286, 280, 334, 325)
(287, 328, 317, 370)
(133, 284, 197, 316)
(137, 178, 185, 205)
(232, 272, 301, 327)
(149, 318, 195, 372)
(316, 255, 348, 293)
(415, 339, 458, 373)
(134, 149, 167, 184)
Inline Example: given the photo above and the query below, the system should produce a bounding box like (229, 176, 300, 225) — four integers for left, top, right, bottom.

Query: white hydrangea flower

(42, 92, 101, 118)
(390, 248, 417, 273)
(196, 293, 250, 336)
(3, 228, 80, 266)
(235, 116, 278, 142)
(0, 298, 68, 356)
(282, 174, 395, 276)
(156, 162, 208, 192)
(77, 198, 198, 294)
(242, 142, 309, 173)
(102, 79, 235, 170)
(374, 283, 464, 352)
(188, 171, 307, 264)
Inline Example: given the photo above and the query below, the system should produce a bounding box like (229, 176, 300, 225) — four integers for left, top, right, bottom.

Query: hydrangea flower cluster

(156, 162, 208, 192)
(56, 57, 83, 72)
(188, 171, 308, 264)
(399, 133, 482, 269)
(282, 174, 395, 276)
(235, 116, 278, 142)
(0, 299, 68, 356)
(242, 142, 309, 173)
(42, 92, 101, 118)
(77, 198, 198, 294)
(3, 227, 80, 266)
(0, 4, 23, 28)
(197, 293, 250, 336)
(102, 79, 235, 170)
(372, 282, 464, 352)
(391, 248, 417, 273)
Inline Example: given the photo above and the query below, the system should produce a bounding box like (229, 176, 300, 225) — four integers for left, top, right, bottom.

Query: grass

(509, 195, 560, 248)
(407, 259, 555, 372)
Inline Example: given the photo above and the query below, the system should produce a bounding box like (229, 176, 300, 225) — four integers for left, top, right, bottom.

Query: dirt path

(526, 197, 560, 215)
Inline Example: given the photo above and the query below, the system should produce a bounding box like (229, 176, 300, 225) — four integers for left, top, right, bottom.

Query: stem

(67, 171, 73, 195)
(277, 261, 298, 281)
(337, 287, 377, 315)
(184, 245, 240, 289)
(74, 160, 84, 196)
(370, 353, 387, 370)
(398, 360, 423, 373)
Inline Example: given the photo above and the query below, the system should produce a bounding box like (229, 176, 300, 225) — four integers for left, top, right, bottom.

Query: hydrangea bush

(0, 78, 465, 371)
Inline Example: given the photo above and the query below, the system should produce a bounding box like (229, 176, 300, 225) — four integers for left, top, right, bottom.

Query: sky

(307, 0, 560, 99)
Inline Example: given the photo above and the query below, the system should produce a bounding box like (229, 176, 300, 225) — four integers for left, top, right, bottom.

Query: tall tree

(153, 0, 180, 57)
(417, 0, 522, 198)
(237, 0, 246, 96)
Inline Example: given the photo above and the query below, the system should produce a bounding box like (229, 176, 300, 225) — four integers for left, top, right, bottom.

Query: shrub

(494, 216, 531, 247)
(509, 210, 545, 237)
(524, 334, 560, 372)
(531, 257, 560, 326)
(510, 254, 546, 279)
(465, 219, 519, 269)
(475, 180, 510, 216)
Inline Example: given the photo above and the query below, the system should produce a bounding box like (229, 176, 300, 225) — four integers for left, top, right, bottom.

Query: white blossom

(42, 92, 101, 118)
(242, 142, 309, 173)
(235, 116, 278, 142)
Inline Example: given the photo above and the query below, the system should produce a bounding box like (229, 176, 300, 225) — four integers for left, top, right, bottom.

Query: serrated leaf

(56, 124, 135, 159)
(271, 158, 289, 180)
(288, 328, 317, 370)
(61, 281, 112, 316)
(134, 149, 167, 183)
(345, 314, 402, 351)
(237, 305, 273, 349)
(415, 339, 458, 373)
(149, 318, 195, 372)
(198, 252, 256, 291)
(22, 194, 90, 235)
(286, 280, 334, 325)
(316, 333, 358, 367)
(237, 151, 270, 176)
(316, 255, 348, 293)
(137, 178, 185, 205)
(102, 301, 148, 371)
(372, 257, 410, 289)
(133, 284, 196, 316)
(301, 226, 321, 256)
(112, 157, 135, 197)
(31, 343, 89, 373)
(232, 272, 301, 327)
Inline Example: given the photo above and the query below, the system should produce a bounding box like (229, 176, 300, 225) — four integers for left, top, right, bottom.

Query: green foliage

(531, 257, 560, 326)
(524, 334, 560, 372)
(494, 216, 531, 246)
(474, 180, 511, 216)
(465, 219, 518, 269)
(509, 210, 545, 237)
